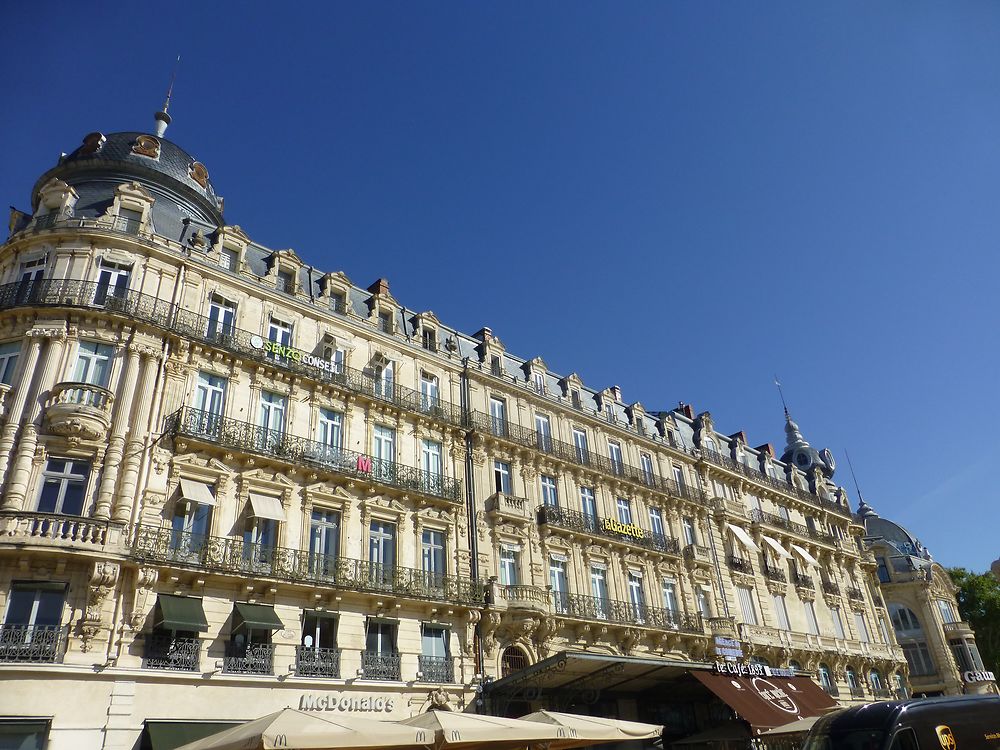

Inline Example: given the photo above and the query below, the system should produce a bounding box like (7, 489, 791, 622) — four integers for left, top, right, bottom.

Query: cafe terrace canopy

(519, 710, 663, 749)
(174, 709, 433, 750)
(400, 711, 565, 750)
(691, 672, 837, 733)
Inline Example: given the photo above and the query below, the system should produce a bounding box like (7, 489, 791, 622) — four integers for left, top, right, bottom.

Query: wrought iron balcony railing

(822, 683, 840, 697)
(164, 407, 461, 503)
(727, 555, 753, 575)
(0, 279, 465, 430)
(763, 564, 787, 582)
(846, 586, 865, 601)
(792, 572, 814, 589)
(849, 684, 866, 698)
(223, 642, 275, 675)
(132, 526, 486, 605)
(556, 592, 703, 634)
(468, 410, 703, 501)
(748, 509, 835, 545)
(418, 655, 455, 683)
(536, 505, 681, 556)
(295, 646, 342, 678)
(360, 651, 401, 680)
(0, 624, 68, 664)
(822, 580, 840, 596)
(143, 633, 200, 671)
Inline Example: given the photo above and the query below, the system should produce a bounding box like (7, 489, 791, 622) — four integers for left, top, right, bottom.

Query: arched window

(889, 603, 937, 677)
(750, 656, 770, 667)
(501, 646, 528, 677)
(788, 660, 802, 672)
(888, 604, 924, 636)
(818, 664, 836, 695)
(845, 666, 860, 693)
(869, 670, 883, 692)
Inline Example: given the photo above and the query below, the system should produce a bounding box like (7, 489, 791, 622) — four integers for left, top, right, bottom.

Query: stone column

(4, 331, 67, 510)
(0, 335, 43, 497)
(112, 349, 161, 522)
(94, 345, 141, 520)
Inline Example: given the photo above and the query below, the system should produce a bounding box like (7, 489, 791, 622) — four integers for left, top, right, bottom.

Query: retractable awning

(234, 602, 284, 631)
(247, 492, 285, 521)
(761, 535, 792, 560)
(691, 671, 836, 732)
(145, 721, 241, 750)
(727, 523, 759, 553)
(179, 478, 216, 506)
(154, 594, 209, 632)
(790, 543, 820, 568)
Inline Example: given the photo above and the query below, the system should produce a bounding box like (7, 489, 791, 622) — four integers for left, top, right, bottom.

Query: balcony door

(489, 397, 506, 437)
(193, 372, 226, 436)
(258, 391, 286, 451)
(420, 374, 439, 412)
(170, 499, 212, 560)
(309, 509, 340, 579)
(16, 258, 45, 303)
(421, 528, 445, 593)
(363, 621, 399, 679)
(421, 440, 442, 494)
(207, 297, 236, 341)
(94, 261, 130, 307)
(2, 583, 65, 660)
(590, 567, 609, 619)
(535, 413, 552, 452)
(550, 558, 568, 613)
(369, 520, 396, 588)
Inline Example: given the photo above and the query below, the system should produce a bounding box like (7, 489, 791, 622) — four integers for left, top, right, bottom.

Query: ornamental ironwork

(360, 651, 401, 680)
(296, 646, 342, 678)
(131, 525, 486, 605)
(555, 592, 703, 634)
(223, 642, 275, 675)
(417, 655, 455, 683)
(143, 633, 200, 671)
(0, 624, 67, 664)
(537, 505, 681, 556)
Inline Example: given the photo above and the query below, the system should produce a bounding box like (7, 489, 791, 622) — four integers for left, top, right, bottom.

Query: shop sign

(299, 693, 397, 712)
(714, 636, 744, 661)
(601, 518, 644, 539)
(713, 661, 796, 679)
(749, 677, 799, 715)
(249, 335, 342, 373)
(963, 670, 996, 683)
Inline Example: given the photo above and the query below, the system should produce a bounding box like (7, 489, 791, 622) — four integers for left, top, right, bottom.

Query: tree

(947, 567, 1000, 674)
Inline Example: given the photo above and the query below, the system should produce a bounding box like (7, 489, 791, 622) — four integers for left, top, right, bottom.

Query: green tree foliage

(947, 567, 1000, 673)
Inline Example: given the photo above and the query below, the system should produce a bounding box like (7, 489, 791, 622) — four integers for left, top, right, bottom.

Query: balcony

(0, 624, 68, 664)
(712, 497, 746, 518)
(763, 564, 787, 583)
(822, 580, 840, 596)
(727, 555, 754, 575)
(537, 505, 680, 556)
(556, 592, 703, 634)
(684, 544, 712, 565)
(295, 646, 342, 678)
(485, 493, 533, 523)
(164, 407, 461, 504)
(468, 410, 704, 502)
(849, 685, 866, 699)
(132, 526, 486, 605)
(418, 655, 455, 683)
(143, 633, 200, 671)
(846, 587, 864, 601)
(44, 381, 114, 442)
(496, 584, 550, 613)
(792, 573, 814, 590)
(942, 621, 975, 637)
(359, 651, 401, 680)
(223, 642, 275, 675)
(0, 511, 121, 553)
(0, 279, 465, 430)
(748, 509, 835, 545)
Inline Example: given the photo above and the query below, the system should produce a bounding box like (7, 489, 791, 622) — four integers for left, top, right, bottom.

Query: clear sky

(3, 2, 998, 572)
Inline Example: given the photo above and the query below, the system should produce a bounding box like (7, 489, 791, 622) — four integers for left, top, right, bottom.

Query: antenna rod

(154, 56, 180, 138)
(845, 449, 864, 503)
(163, 55, 180, 114)
(774, 375, 789, 417)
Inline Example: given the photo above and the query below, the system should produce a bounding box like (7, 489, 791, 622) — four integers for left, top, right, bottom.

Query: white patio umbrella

(400, 710, 564, 750)
(175, 708, 433, 750)
(519, 710, 663, 749)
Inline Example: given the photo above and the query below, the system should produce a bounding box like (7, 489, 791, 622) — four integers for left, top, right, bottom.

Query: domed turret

(779, 411, 836, 478)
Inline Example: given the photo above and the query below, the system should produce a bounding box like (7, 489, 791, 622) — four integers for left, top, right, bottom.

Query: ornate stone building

(0, 115, 905, 749)
(860, 501, 997, 697)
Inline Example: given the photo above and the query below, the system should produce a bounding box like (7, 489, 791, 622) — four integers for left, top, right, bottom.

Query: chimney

(473, 327, 493, 343)
(675, 402, 695, 420)
(755, 443, 775, 458)
(367, 278, 390, 296)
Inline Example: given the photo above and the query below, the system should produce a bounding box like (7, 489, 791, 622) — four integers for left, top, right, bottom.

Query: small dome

(860, 510, 931, 560)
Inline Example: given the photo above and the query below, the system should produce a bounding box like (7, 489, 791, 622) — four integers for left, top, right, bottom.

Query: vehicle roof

(819, 695, 1000, 733)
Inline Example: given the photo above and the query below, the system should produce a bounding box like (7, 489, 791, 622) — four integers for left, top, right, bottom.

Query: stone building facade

(0, 119, 905, 749)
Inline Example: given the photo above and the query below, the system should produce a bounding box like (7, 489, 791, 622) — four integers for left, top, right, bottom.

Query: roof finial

(774, 374, 789, 418)
(154, 56, 180, 138)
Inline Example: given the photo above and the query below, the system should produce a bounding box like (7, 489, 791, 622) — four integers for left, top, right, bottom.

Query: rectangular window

(374, 360, 394, 400)
(258, 391, 286, 449)
(207, 297, 236, 338)
(804, 601, 820, 635)
(365, 621, 397, 657)
(550, 558, 568, 613)
(640, 453, 654, 485)
(648, 508, 664, 538)
(737, 586, 758, 625)
(243, 516, 278, 571)
(902, 642, 935, 676)
(540, 475, 558, 507)
(580, 487, 597, 527)
(591, 567, 609, 618)
(697, 588, 712, 618)
(673, 465, 686, 490)
(627, 572, 645, 620)
(608, 441, 623, 474)
(369, 520, 396, 570)
(499, 547, 519, 586)
(317, 408, 343, 452)
(490, 356, 502, 377)
(493, 460, 511, 495)
(778, 505, 790, 522)
(855, 612, 871, 643)
(936, 599, 956, 624)
(3, 582, 65, 639)
(572, 428, 589, 464)
(0, 341, 20, 385)
(532, 371, 545, 394)
(219, 247, 238, 271)
(421, 624, 448, 658)
(571, 389, 582, 409)
(421, 528, 445, 587)
(662, 579, 678, 614)
(171, 485, 213, 556)
(267, 317, 293, 360)
(73, 341, 114, 387)
(616, 497, 632, 525)
(37, 459, 90, 516)
(534, 413, 552, 452)
(682, 517, 697, 546)
(302, 612, 338, 652)
(276, 269, 294, 294)
(421, 440, 442, 491)
(489, 397, 507, 436)
(420, 373, 439, 411)
(309, 509, 340, 576)
(772, 594, 790, 630)
(372, 426, 396, 482)
(421, 328, 438, 353)
(378, 311, 393, 334)
(95, 260, 130, 306)
(329, 292, 346, 314)
(831, 606, 846, 639)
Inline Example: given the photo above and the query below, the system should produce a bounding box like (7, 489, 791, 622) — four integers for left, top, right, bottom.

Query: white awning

(247, 492, 286, 522)
(761, 535, 792, 560)
(790, 543, 820, 568)
(726, 523, 759, 553)
(179, 478, 216, 507)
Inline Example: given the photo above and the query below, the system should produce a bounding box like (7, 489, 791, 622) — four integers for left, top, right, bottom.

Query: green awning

(144, 721, 241, 750)
(154, 595, 209, 632)
(234, 602, 284, 630)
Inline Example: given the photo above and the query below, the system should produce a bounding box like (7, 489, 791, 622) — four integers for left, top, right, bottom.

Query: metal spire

(846, 450, 876, 517)
(154, 56, 180, 138)
(774, 375, 789, 417)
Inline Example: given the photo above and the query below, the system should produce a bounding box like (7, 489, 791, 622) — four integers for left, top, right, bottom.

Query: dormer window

(571, 389, 582, 409)
(533, 372, 545, 395)
(116, 207, 144, 235)
(490, 356, 502, 377)
(330, 292, 346, 314)
(276, 269, 294, 295)
(219, 247, 238, 272)
(379, 311, 394, 334)
(421, 328, 438, 353)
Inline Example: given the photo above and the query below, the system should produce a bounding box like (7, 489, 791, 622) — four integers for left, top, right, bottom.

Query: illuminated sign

(602, 518, 645, 539)
(299, 694, 396, 712)
(963, 670, 996, 683)
(713, 661, 796, 679)
(357, 455, 372, 473)
(249, 335, 341, 373)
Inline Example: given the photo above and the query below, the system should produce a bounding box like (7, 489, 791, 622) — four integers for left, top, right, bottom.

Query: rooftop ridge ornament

(154, 56, 180, 138)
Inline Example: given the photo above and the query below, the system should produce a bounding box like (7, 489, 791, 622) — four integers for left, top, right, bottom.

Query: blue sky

(3, 2, 999, 571)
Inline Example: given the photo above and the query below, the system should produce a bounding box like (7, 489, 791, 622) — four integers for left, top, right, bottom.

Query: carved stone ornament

(132, 135, 161, 158)
(427, 687, 453, 711)
(189, 162, 210, 188)
(79, 562, 120, 651)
